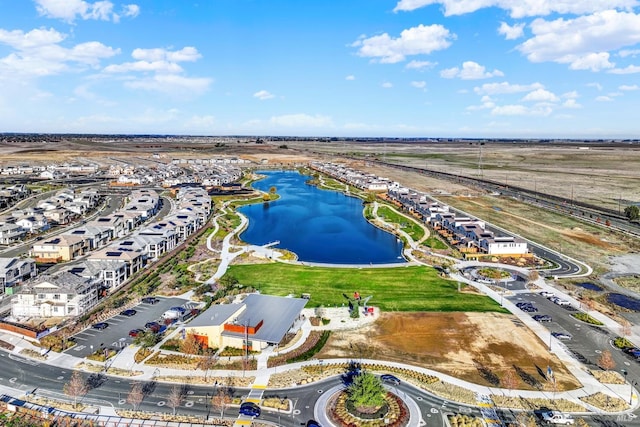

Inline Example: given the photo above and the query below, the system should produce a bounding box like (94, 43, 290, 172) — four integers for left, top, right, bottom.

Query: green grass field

(224, 264, 506, 313)
(377, 205, 425, 242)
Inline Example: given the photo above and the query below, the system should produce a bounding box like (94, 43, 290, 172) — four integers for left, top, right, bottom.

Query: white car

(540, 291, 555, 298)
(541, 411, 575, 425)
(554, 299, 571, 306)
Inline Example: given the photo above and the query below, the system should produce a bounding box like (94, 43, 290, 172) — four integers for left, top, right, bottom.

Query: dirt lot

(316, 311, 580, 391)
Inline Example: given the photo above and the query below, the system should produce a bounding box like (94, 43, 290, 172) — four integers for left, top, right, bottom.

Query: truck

(541, 411, 575, 425)
(161, 309, 180, 320)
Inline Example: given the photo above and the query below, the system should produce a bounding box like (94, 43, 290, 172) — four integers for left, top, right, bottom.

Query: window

(38, 294, 45, 299)
(53, 294, 60, 300)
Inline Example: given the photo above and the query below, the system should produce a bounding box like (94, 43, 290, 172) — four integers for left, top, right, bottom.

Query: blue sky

(1, 0, 640, 138)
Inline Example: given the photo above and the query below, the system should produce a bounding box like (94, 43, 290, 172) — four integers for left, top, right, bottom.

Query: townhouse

(0, 257, 37, 295)
(11, 271, 101, 318)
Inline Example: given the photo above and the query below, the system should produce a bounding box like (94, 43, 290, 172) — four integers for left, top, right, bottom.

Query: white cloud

(587, 82, 603, 91)
(498, 22, 525, 40)
(518, 11, 640, 71)
(596, 95, 613, 101)
(405, 60, 436, 70)
(0, 28, 119, 77)
(491, 104, 553, 116)
(618, 49, 640, 57)
(521, 88, 559, 102)
(411, 80, 427, 89)
(619, 84, 639, 90)
(474, 81, 544, 95)
(393, 0, 638, 18)
(34, 0, 140, 23)
(345, 75, 355, 80)
(466, 95, 496, 110)
(352, 24, 454, 64)
(568, 52, 614, 71)
(124, 74, 211, 97)
(253, 90, 275, 100)
(562, 90, 579, 99)
(381, 82, 393, 88)
(608, 65, 640, 74)
(440, 61, 503, 79)
(131, 47, 201, 62)
(562, 99, 582, 108)
(268, 113, 333, 128)
(104, 47, 201, 75)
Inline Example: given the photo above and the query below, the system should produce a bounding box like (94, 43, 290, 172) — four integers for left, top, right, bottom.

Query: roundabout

(314, 382, 423, 427)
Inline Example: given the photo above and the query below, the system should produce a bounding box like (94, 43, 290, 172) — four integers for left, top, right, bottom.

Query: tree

(527, 269, 539, 284)
(501, 369, 519, 390)
(134, 330, 161, 348)
(620, 319, 632, 338)
(210, 381, 233, 418)
(346, 371, 386, 411)
(269, 186, 277, 195)
(63, 371, 88, 409)
(127, 382, 145, 411)
(181, 333, 203, 355)
(167, 385, 184, 415)
(624, 205, 640, 221)
(598, 350, 616, 371)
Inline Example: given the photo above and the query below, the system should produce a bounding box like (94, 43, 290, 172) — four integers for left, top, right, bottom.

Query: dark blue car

(239, 402, 261, 417)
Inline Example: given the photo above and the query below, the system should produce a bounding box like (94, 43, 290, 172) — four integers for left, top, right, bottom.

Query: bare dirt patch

(317, 312, 580, 391)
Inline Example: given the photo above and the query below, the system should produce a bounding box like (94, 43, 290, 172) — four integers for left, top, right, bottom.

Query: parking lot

(508, 291, 640, 376)
(66, 296, 197, 358)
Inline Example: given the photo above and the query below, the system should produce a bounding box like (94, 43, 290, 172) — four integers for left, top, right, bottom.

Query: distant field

(224, 263, 507, 313)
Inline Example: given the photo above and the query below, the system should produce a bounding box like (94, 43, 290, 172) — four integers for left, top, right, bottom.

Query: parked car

(129, 328, 144, 337)
(120, 309, 137, 317)
(170, 306, 186, 314)
(92, 322, 109, 330)
(239, 402, 261, 417)
(540, 410, 575, 424)
(554, 298, 571, 306)
(540, 291, 555, 298)
(380, 374, 401, 385)
(306, 420, 322, 427)
(551, 332, 572, 340)
(533, 314, 552, 322)
(623, 347, 640, 359)
(145, 321, 161, 332)
(142, 297, 159, 304)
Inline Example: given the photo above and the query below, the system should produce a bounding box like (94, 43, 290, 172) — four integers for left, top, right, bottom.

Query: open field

(290, 141, 640, 211)
(317, 311, 580, 391)
(224, 264, 507, 313)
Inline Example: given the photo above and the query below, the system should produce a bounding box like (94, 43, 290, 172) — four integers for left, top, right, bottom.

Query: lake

(238, 170, 405, 264)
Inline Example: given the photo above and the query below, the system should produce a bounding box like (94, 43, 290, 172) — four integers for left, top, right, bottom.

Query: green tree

(346, 371, 386, 410)
(134, 330, 161, 348)
(625, 205, 639, 221)
(269, 186, 277, 195)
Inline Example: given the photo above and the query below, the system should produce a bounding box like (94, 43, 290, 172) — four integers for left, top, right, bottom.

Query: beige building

(184, 294, 307, 352)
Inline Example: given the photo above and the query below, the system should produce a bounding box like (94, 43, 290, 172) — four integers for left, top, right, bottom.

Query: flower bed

(490, 395, 585, 411)
(268, 330, 330, 367)
(422, 381, 477, 405)
(591, 370, 625, 384)
(329, 390, 409, 427)
(135, 347, 154, 363)
(571, 312, 604, 325)
(145, 352, 199, 367)
(447, 413, 484, 427)
(580, 392, 629, 412)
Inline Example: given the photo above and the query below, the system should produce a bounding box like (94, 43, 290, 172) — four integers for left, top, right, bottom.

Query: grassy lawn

(377, 205, 425, 242)
(423, 236, 448, 250)
(225, 264, 507, 313)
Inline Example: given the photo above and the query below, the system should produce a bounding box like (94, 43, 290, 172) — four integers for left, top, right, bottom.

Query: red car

(128, 328, 143, 337)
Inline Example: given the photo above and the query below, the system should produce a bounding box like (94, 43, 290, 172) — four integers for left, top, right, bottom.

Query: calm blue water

(576, 282, 603, 291)
(238, 171, 405, 264)
(607, 293, 640, 311)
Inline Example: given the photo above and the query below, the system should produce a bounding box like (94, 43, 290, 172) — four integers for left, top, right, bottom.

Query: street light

(621, 369, 632, 405)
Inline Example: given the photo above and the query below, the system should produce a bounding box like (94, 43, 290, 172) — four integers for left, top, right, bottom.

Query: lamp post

(621, 369, 631, 405)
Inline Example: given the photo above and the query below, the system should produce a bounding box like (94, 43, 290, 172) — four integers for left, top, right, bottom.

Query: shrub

(571, 312, 604, 325)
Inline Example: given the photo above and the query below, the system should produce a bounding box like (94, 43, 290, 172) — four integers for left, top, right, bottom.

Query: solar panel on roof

(106, 251, 122, 256)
